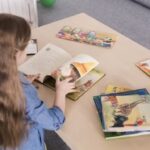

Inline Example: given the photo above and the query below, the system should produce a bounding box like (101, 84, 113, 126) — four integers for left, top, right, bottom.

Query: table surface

(32, 13, 150, 150)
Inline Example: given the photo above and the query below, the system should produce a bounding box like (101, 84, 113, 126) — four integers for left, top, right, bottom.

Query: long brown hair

(0, 14, 31, 149)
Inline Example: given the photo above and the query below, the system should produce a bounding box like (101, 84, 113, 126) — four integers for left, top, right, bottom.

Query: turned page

(51, 54, 99, 82)
(19, 43, 72, 82)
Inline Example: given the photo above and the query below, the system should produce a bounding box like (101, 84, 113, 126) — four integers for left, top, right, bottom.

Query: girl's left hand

(26, 74, 40, 83)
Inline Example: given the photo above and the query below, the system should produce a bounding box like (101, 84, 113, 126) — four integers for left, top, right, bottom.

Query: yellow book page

(105, 85, 131, 94)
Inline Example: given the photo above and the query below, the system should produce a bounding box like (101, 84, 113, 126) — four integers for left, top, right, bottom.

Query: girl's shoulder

(19, 72, 37, 94)
(19, 72, 42, 111)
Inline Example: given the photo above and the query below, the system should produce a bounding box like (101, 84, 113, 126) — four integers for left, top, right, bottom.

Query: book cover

(136, 59, 150, 77)
(105, 85, 131, 94)
(94, 88, 149, 131)
(93, 88, 150, 139)
(56, 26, 117, 48)
(102, 94, 150, 132)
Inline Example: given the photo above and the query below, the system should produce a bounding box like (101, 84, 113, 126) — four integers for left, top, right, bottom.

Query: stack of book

(93, 85, 150, 139)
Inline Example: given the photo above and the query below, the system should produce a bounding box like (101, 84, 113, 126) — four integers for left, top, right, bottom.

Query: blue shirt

(18, 73, 65, 150)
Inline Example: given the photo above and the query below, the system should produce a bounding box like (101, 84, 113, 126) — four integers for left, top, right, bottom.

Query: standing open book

(19, 43, 105, 100)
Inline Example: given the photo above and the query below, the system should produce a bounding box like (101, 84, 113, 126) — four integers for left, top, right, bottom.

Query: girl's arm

(54, 77, 76, 113)
(24, 77, 75, 131)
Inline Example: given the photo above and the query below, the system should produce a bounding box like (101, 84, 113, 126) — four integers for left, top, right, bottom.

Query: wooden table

(32, 13, 150, 150)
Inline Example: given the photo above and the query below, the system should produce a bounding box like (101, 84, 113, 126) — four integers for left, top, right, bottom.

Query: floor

(37, 0, 150, 49)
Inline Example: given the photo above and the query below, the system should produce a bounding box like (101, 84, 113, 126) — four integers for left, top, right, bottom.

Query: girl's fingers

(27, 74, 40, 83)
(65, 77, 74, 82)
(56, 75, 60, 83)
(56, 74, 62, 84)
(69, 89, 79, 93)
(67, 83, 76, 89)
(56, 70, 62, 82)
(34, 74, 40, 80)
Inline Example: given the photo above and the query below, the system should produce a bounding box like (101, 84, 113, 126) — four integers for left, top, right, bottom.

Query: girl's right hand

(26, 74, 40, 83)
(56, 76, 76, 97)
(54, 76, 76, 113)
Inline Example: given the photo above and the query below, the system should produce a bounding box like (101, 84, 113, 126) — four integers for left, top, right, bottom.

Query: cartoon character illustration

(62, 26, 72, 33)
(75, 80, 93, 92)
(87, 31, 96, 42)
(111, 97, 147, 127)
(115, 98, 146, 116)
(112, 115, 128, 127)
(51, 62, 96, 82)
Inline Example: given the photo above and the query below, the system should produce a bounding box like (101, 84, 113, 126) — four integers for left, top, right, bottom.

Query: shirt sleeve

(23, 83, 65, 131)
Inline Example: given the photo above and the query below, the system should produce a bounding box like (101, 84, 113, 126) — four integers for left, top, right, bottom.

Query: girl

(0, 14, 75, 150)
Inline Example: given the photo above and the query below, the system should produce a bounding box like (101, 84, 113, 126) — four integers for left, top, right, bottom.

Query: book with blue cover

(93, 88, 150, 139)
(102, 94, 150, 132)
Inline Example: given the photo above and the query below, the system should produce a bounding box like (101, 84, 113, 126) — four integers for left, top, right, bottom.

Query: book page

(25, 39, 38, 55)
(19, 43, 72, 82)
(43, 67, 105, 101)
(51, 54, 99, 82)
(105, 85, 131, 94)
(67, 67, 105, 100)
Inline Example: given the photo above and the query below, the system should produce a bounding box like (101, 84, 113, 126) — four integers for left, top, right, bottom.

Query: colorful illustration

(101, 95, 150, 131)
(51, 54, 99, 82)
(137, 59, 150, 77)
(67, 68, 105, 100)
(56, 26, 117, 48)
(47, 68, 104, 101)
(93, 89, 150, 139)
(105, 85, 131, 94)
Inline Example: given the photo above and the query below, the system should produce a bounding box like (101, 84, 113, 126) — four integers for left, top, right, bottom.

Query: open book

(19, 43, 105, 100)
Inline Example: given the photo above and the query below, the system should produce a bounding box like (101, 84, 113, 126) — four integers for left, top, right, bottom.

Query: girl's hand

(26, 74, 40, 83)
(56, 76, 76, 97)
(54, 74, 76, 113)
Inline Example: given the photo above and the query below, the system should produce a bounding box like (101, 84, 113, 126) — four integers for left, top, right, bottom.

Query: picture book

(105, 85, 131, 94)
(101, 94, 150, 132)
(19, 43, 105, 101)
(93, 88, 150, 139)
(136, 59, 150, 77)
(94, 88, 149, 130)
(25, 39, 38, 55)
(56, 26, 117, 48)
